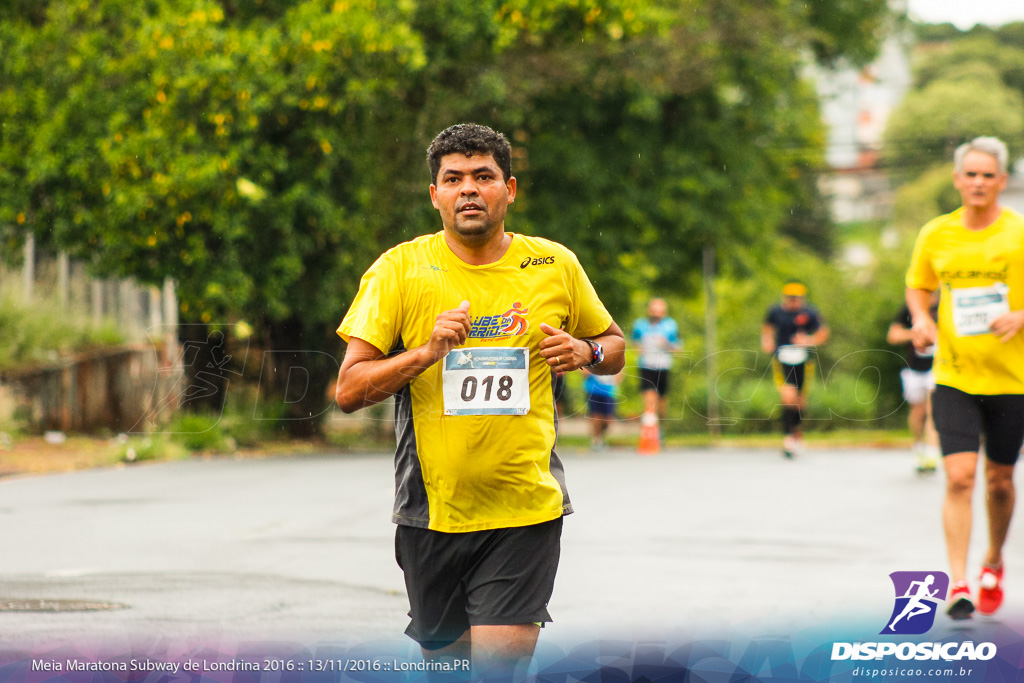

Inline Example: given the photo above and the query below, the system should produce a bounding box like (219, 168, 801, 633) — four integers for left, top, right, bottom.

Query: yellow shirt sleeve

(565, 251, 614, 339)
(336, 251, 404, 354)
(906, 222, 940, 291)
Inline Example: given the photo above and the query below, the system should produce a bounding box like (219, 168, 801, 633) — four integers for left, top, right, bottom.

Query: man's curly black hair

(426, 123, 512, 184)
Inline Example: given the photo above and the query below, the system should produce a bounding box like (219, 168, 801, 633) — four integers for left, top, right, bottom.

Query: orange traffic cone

(638, 411, 660, 455)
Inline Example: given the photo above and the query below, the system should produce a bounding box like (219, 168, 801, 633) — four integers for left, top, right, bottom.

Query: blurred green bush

(0, 295, 124, 371)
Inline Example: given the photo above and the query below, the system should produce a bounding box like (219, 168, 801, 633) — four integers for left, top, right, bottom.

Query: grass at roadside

(556, 429, 913, 451)
(0, 426, 915, 479)
(675, 428, 913, 449)
(0, 436, 128, 478)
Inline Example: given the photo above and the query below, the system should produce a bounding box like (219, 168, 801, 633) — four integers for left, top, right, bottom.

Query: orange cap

(782, 283, 807, 297)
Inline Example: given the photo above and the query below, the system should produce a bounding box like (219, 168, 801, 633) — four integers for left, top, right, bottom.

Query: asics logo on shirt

(520, 256, 556, 269)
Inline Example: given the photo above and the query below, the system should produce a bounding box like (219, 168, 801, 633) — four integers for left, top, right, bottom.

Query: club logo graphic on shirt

(469, 301, 530, 339)
(881, 571, 949, 635)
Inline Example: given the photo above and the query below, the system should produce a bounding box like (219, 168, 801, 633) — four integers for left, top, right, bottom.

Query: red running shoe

(978, 565, 1004, 616)
(946, 581, 974, 620)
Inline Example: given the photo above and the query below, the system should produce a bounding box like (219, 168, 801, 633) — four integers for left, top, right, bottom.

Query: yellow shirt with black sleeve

(906, 207, 1024, 395)
(337, 231, 614, 533)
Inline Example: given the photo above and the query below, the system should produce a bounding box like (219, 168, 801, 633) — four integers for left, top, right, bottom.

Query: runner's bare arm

(792, 327, 828, 347)
(806, 324, 830, 346)
(906, 287, 938, 351)
(335, 301, 472, 412)
(761, 324, 776, 354)
(886, 322, 913, 345)
(537, 322, 625, 375)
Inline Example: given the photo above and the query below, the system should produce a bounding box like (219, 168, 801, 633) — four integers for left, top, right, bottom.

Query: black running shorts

(639, 368, 670, 397)
(773, 360, 807, 392)
(586, 393, 616, 417)
(931, 384, 1024, 465)
(395, 517, 562, 650)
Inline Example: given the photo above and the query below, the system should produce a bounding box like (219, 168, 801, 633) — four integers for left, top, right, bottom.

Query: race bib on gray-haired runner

(442, 347, 530, 416)
(951, 283, 1009, 337)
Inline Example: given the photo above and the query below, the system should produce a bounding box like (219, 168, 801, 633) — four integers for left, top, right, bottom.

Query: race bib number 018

(442, 347, 530, 416)
(951, 284, 1010, 337)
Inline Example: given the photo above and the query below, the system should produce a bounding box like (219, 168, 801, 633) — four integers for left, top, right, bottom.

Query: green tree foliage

(884, 32, 1024, 178)
(0, 0, 889, 433)
(890, 164, 962, 231)
(883, 68, 1024, 178)
(911, 22, 961, 44)
(802, 0, 889, 67)
(994, 22, 1024, 51)
(885, 26, 1024, 240)
(913, 35, 1024, 97)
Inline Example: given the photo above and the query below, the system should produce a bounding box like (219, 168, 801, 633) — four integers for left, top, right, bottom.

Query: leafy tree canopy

(886, 23, 1024, 239)
(883, 58, 1024, 178)
(913, 35, 1024, 97)
(0, 0, 890, 431)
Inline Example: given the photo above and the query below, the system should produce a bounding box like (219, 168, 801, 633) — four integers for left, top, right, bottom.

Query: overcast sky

(906, 0, 1024, 29)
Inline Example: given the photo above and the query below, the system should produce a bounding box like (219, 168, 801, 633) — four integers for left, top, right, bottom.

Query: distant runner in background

(583, 367, 621, 450)
(887, 291, 941, 474)
(761, 282, 830, 458)
(631, 298, 680, 422)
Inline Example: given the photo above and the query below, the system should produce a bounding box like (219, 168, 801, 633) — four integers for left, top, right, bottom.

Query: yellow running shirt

(338, 232, 613, 532)
(906, 207, 1024, 395)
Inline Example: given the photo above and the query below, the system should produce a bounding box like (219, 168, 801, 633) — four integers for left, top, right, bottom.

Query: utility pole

(23, 234, 34, 302)
(703, 244, 720, 435)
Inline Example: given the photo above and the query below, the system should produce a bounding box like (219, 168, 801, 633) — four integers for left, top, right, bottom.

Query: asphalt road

(1, 445, 1020, 659)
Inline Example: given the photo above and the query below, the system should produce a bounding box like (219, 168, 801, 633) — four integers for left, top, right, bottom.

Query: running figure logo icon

(881, 571, 949, 635)
(499, 302, 530, 336)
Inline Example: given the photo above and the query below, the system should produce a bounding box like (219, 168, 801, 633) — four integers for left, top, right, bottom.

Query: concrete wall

(3, 346, 182, 434)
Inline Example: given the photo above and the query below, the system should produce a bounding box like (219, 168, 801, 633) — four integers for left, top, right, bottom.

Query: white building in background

(1002, 174, 1024, 215)
(814, 0, 913, 223)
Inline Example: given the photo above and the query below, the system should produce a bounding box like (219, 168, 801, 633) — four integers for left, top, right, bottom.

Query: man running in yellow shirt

(335, 124, 625, 676)
(906, 136, 1024, 620)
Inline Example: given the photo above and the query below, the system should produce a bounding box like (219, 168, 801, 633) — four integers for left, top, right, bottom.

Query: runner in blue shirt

(584, 368, 621, 450)
(631, 298, 680, 421)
